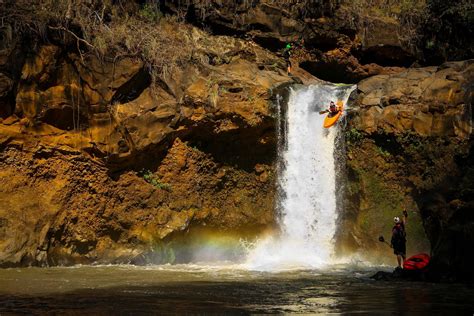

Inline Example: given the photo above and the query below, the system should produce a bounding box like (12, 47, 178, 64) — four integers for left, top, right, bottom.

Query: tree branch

(48, 25, 95, 49)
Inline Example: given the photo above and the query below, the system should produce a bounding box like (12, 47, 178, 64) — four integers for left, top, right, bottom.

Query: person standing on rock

(391, 210, 408, 269)
(282, 43, 292, 75)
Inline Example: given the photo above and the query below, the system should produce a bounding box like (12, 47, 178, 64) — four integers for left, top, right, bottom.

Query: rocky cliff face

(339, 60, 473, 281)
(0, 20, 294, 266)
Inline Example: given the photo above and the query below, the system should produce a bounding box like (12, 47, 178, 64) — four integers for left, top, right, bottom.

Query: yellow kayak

(323, 101, 344, 128)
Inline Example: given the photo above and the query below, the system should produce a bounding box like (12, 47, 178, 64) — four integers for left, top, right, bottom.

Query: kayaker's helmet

(286, 43, 291, 49)
(330, 101, 336, 107)
(394, 216, 400, 224)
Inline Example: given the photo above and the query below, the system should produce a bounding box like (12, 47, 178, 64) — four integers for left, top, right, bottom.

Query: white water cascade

(245, 84, 356, 270)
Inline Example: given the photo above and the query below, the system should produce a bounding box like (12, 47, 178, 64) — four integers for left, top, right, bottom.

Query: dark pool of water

(0, 265, 473, 314)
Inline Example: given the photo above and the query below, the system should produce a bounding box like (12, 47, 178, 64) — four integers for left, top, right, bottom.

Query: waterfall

(245, 84, 356, 270)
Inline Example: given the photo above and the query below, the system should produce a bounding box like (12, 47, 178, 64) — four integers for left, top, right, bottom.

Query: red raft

(403, 253, 430, 271)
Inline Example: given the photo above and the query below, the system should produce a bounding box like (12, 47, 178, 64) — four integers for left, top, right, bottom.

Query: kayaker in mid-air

(328, 101, 339, 116)
(391, 210, 408, 269)
(319, 101, 340, 116)
(320, 100, 344, 128)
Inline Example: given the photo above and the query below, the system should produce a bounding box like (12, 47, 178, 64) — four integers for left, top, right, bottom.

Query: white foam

(245, 84, 356, 271)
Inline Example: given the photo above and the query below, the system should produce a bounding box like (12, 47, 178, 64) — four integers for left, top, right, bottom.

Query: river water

(1, 265, 473, 314)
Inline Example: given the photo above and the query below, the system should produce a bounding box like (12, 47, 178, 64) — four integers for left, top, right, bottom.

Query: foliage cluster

(419, 0, 474, 62)
(346, 127, 364, 145)
(396, 132, 425, 155)
(141, 169, 172, 191)
(375, 146, 391, 158)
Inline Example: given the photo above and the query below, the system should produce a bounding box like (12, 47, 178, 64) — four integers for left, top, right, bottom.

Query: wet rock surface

(371, 267, 429, 282)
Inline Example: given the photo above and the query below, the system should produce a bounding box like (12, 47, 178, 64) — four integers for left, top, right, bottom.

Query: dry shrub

(340, 0, 427, 54)
(1, 0, 196, 83)
(263, 0, 340, 18)
(92, 14, 195, 80)
(341, 0, 426, 19)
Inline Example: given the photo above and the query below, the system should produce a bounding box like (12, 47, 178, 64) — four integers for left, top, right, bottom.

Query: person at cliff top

(391, 210, 408, 269)
(282, 43, 292, 75)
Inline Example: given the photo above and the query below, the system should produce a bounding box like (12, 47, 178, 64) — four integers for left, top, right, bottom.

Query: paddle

(378, 235, 392, 248)
(319, 110, 329, 115)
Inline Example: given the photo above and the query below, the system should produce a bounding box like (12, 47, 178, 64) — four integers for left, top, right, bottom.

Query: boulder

(413, 111, 433, 136)
(353, 61, 473, 138)
(359, 105, 382, 133)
